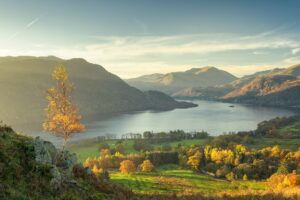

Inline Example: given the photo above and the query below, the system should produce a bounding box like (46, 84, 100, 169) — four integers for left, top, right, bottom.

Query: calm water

(72, 100, 296, 141)
(33, 100, 297, 145)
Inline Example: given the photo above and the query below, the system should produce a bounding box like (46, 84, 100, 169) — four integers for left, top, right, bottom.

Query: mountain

(131, 64, 300, 107)
(172, 86, 232, 100)
(226, 68, 284, 89)
(0, 56, 195, 132)
(126, 67, 238, 94)
(279, 64, 300, 76)
(222, 65, 300, 107)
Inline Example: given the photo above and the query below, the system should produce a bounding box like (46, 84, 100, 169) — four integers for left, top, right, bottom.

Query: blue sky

(1, 0, 300, 78)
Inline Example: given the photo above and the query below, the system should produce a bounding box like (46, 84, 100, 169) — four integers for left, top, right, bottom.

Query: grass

(249, 138, 300, 150)
(67, 136, 298, 197)
(110, 164, 266, 195)
(154, 139, 208, 148)
(278, 121, 300, 137)
(68, 136, 300, 162)
(68, 139, 208, 162)
(68, 139, 139, 162)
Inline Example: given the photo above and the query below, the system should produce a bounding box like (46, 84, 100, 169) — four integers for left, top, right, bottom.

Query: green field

(249, 138, 300, 150)
(68, 139, 208, 162)
(68, 137, 299, 162)
(278, 121, 300, 137)
(110, 164, 266, 195)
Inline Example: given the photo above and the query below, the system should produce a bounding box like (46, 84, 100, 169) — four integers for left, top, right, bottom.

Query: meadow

(110, 164, 266, 195)
(68, 139, 208, 162)
(66, 120, 300, 199)
(68, 137, 299, 162)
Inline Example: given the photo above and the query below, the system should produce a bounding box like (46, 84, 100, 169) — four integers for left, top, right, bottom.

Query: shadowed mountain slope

(0, 56, 195, 132)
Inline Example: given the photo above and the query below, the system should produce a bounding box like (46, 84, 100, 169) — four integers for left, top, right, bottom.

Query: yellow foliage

(43, 65, 85, 148)
(119, 160, 136, 174)
(211, 148, 234, 165)
(268, 171, 300, 188)
(235, 144, 246, 154)
(271, 146, 282, 157)
(242, 174, 248, 181)
(187, 151, 201, 170)
(140, 160, 154, 172)
(92, 165, 103, 175)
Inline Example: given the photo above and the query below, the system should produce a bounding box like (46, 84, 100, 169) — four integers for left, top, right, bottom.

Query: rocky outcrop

(33, 137, 79, 190)
(34, 137, 57, 165)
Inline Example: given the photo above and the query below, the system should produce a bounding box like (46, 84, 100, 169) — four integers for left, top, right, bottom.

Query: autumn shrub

(140, 160, 154, 172)
(120, 160, 136, 174)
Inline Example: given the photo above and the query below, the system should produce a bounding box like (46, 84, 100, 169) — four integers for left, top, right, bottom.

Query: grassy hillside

(69, 137, 300, 162)
(0, 124, 132, 200)
(111, 164, 266, 195)
(68, 139, 208, 162)
(278, 121, 300, 136)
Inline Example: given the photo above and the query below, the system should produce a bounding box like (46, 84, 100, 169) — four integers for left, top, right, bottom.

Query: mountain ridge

(127, 64, 300, 107)
(0, 56, 196, 133)
(126, 66, 238, 94)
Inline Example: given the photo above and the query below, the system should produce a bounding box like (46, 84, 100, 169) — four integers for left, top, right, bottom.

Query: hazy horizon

(2, 0, 300, 78)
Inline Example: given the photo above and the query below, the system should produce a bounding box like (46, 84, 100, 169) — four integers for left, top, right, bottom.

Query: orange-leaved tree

(119, 160, 136, 174)
(43, 64, 85, 149)
(140, 160, 154, 172)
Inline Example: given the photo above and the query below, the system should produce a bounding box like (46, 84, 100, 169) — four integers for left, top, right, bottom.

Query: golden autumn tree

(43, 65, 85, 149)
(140, 160, 154, 172)
(119, 160, 136, 174)
(187, 151, 201, 171)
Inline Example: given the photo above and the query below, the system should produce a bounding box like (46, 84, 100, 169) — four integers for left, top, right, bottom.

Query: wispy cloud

(292, 48, 300, 55)
(6, 16, 41, 41)
(238, 24, 293, 40)
(26, 17, 40, 28)
(85, 34, 299, 59)
(7, 32, 20, 42)
(253, 51, 268, 55)
(3, 28, 300, 78)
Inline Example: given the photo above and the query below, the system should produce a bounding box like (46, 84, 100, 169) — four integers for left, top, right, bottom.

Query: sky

(1, 0, 300, 78)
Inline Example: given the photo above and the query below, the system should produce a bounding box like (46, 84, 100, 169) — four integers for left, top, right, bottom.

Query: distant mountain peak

(126, 66, 237, 94)
(186, 66, 218, 74)
(282, 64, 300, 77)
(289, 63, 300, 69)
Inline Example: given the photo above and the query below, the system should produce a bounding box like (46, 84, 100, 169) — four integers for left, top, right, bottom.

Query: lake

(68, 100, 297, 142)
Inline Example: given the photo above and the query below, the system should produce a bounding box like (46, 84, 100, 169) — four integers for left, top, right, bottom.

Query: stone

(58, 151, 77, 169)
(34, 137, 55, 165)
(50, 166, 62, 190)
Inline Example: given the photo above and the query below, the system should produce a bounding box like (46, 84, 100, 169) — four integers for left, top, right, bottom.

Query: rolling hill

(126, 67, 237, 94)
(128, 64, 300, 107)
(221, 65, 300, 107)
(0, 56, 195, 133)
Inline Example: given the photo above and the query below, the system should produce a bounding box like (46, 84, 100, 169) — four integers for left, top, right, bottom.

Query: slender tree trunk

(61, 133, 68, 160)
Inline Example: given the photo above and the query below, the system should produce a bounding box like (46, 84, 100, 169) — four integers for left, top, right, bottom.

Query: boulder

(50, 166, 62, 190)
(34, 137, 57, 165)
